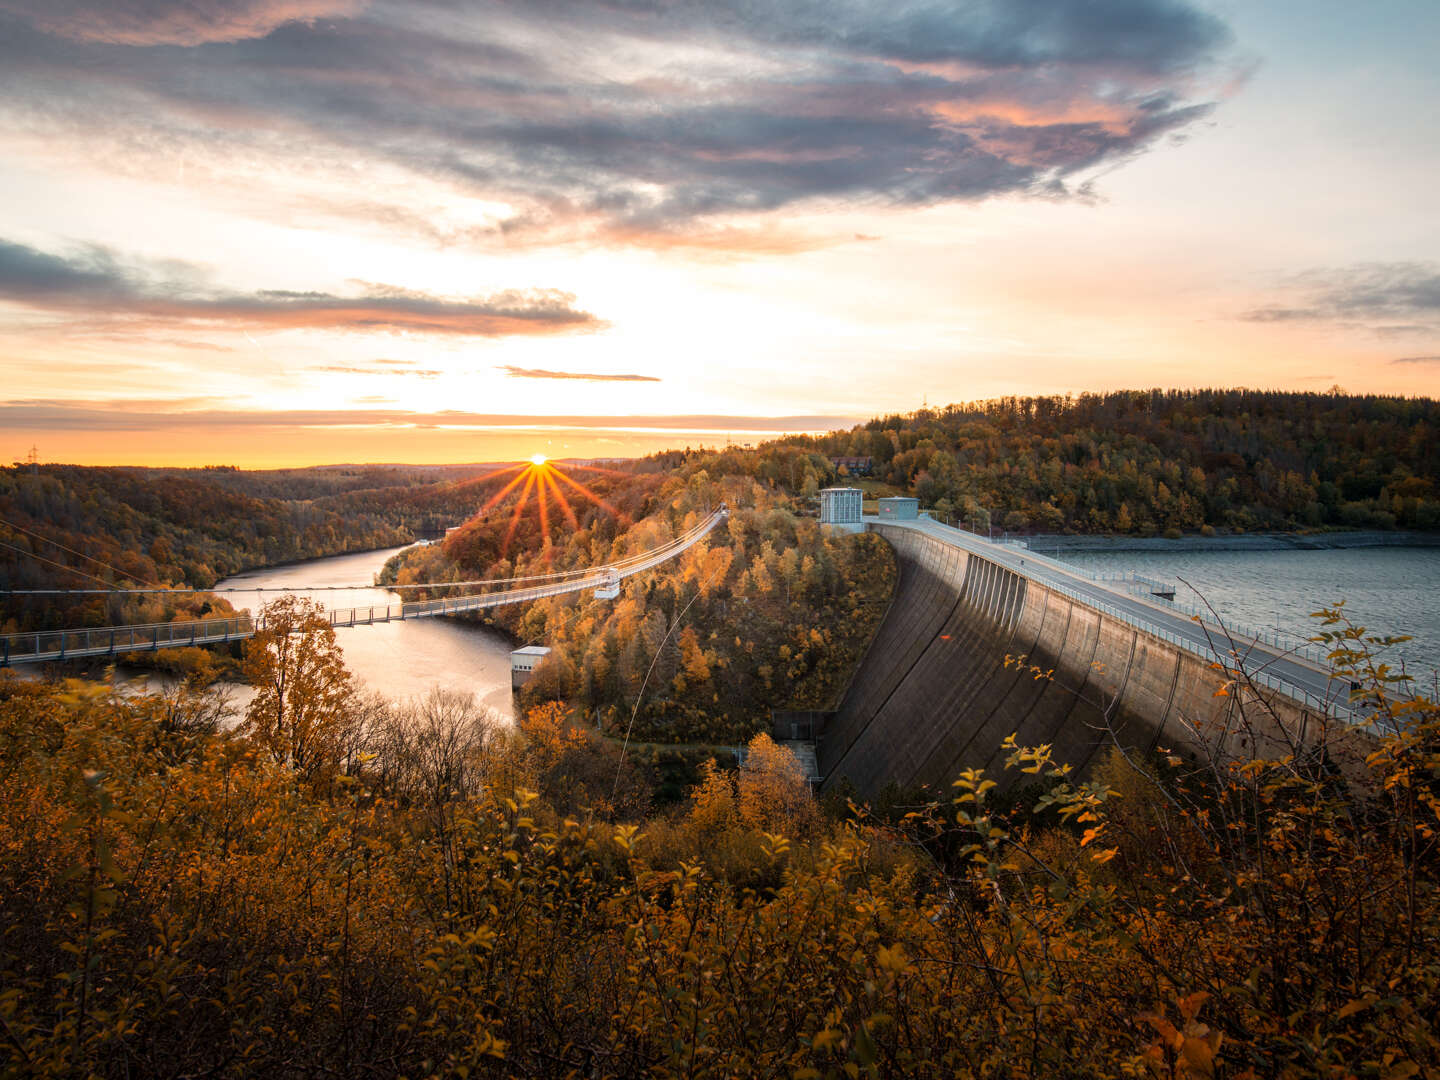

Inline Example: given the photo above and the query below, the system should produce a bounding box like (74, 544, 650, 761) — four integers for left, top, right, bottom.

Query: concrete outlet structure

(510, 645, 551, 689)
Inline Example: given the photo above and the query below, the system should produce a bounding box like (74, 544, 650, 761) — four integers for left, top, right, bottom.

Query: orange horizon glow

(1, 422, 835, 471)
(478, 456, 619, 558)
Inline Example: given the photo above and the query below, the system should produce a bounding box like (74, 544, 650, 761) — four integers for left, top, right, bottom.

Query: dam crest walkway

(816, 515, 1363, 800)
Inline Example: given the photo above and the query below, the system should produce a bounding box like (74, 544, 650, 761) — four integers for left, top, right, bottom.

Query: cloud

(0, 400, 856, 433)
(0, 0, 360, 46)
(1236, 307, 1321, 323)
(0, 237, 602, 337)
(499, 366, 660, 383)
(1240, 263, 1440, 335)
(313, 364, 443, 377)
(1392, 355, 1440, 366)
(0, 0, 1238, 246)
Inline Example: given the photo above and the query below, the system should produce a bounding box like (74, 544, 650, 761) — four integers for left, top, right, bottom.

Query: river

(212, 545, 517, 719)
(1054, 545, 1440, 690)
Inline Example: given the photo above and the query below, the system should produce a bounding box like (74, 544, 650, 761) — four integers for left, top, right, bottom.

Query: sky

(0, 0, 1437, 467)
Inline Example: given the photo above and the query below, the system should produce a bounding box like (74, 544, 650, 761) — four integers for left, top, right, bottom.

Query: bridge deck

(3, 508, 725, 666)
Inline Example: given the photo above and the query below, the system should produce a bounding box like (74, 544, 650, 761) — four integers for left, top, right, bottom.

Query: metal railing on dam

(996, 533, 1332, 667)
(872, 516, 1353, 720)
(820, 516, 1374, 800)
(2, 507, 727, 666)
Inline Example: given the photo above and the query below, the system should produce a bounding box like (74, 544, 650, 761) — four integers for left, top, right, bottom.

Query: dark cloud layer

(0, 237, 600, 336)
(1241, 263, 1440, 335)
(499, 366, 659, 382)
(1393, 356, 1440, 366)
(0, 0, 1237, 244)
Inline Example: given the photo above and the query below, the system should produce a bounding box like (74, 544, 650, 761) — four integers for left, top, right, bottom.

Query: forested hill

(382, 454, 897, 745)
(0, 464, 502, 633)
(789, 389, 1440, 536)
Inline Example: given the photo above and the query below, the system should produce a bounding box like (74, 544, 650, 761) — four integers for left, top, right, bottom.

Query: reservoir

(1055, 545, 1440, 689)
(215, 545, 517, 719)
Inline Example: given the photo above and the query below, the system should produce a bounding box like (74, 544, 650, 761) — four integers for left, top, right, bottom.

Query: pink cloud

(0, 0, 362, 46)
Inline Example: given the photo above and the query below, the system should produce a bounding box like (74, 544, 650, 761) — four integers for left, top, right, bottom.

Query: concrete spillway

(819, 523, 1339, 799)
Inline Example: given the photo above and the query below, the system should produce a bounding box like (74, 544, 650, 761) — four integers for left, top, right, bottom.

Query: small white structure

(819, 486, 863, 530)
(877, 496, 919, 520)
(594, 569, 620, 599)
(510, 645, 551, 689)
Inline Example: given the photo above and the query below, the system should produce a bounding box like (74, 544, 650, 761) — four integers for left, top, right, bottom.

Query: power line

(0, 516, 154, 587)
(0, 538, 135, 592)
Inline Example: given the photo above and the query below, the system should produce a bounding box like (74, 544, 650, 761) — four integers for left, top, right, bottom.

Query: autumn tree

(378, 687, 505, 808)
(686, 757, 737, 836)
(242, 595, 357, 785)
(737, 732, 818, 837)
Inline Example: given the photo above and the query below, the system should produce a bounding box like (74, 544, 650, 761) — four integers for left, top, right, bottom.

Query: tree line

(784, 389, 1440, 535)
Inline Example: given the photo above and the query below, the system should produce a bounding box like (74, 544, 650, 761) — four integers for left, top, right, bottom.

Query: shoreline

(220, 541, 421, 581)
(1009, 529, 1440, 555)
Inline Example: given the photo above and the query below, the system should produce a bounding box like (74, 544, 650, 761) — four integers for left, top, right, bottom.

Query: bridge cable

(3, 512, 724, 596)
(3, 509, 726, 657)
(505, 512, 726, 658)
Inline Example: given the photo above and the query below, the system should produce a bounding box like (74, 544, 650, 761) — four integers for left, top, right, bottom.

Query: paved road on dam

(876, 517, 1353, 713)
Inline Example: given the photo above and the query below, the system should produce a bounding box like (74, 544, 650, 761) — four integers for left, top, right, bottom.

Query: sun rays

(474, 456, 621, 559)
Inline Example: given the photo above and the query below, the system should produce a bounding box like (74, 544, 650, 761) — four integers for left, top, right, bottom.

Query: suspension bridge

(1, 507, 727, 666)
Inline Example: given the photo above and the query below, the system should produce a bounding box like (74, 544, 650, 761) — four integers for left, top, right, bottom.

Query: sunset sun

(530, 453, 547, 466)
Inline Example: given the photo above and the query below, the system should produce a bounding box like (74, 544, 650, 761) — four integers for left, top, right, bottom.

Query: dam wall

(819, 524, 1338, 799)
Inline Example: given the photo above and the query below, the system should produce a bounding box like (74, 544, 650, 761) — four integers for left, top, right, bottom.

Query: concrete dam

(817, 518, 1352, 800)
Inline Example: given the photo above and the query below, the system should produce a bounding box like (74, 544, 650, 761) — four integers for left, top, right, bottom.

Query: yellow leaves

(1334, 995, 1375, 1021)
(875, 943, 909, 975)
(1140, 993, 1223, 1079)
(759, 832, 791, 861)
(811, 1028, 844, 1052)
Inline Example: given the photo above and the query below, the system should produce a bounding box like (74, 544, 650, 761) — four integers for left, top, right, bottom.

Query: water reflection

(212, 546, 516, 718)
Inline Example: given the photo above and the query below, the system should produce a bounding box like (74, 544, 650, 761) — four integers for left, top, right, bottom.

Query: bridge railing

(1, 615, 255, 664)
(3, 508, 729, 665)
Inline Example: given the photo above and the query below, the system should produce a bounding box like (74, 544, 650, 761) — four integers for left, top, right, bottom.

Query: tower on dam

(819, 486, 863, 532)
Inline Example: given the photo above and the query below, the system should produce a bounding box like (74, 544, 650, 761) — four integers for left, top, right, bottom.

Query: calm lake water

(213, 545, 516, 719)
(1056, 546, 1440, 689)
